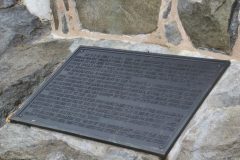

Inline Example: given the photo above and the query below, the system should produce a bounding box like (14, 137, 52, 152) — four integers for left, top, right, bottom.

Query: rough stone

(229, 0, 240, 49)
(24, 0, 51, 21)
(75, 0, 161, 35)
(0, 5, 43, 56)
(0, 26, 15, 56)
(0, 123, 158, 160)
(164, 21, 182, 45)
(169, 61, 240, 159)
(162, 0, 172, 19)
(0, 0, 16, 9)
(61, 15, 69, 34)
(178, 0, 236, 54)
(0, 40, 73, 126)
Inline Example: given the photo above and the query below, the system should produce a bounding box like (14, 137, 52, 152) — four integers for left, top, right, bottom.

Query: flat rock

(178, 0, 236, 54)
(0, 38, 240, 159)
(75, 0, 161, 34)
(0, 0, 16, 9)
(0, 5, 42, 56)
(164, 21, 182, 45)
(0, 123, 158, 160)
(0, 26, 15, 57)
(0, 40, 73, 125)
(162, 0, 172, 19)
(169, 61, 240, 159)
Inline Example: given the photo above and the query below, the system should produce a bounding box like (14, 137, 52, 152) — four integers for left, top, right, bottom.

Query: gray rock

(162, 0, 172, 19)
(170, 61, 240, 159)
(164, 21, 182, 45)
(0, 5, 43, 56)
(61, 14, 69, 34)
(229, 0, 240, 49)
(178, 0, 236, 54)
(75, 0, 161, 34)
(0, 26, 15, 56)
(0, 40, 73, 126)
(0, 0, 16, 9)
(0, 123, 157, 160)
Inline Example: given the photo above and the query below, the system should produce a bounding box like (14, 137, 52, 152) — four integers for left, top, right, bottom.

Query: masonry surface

(0, 1, 240, 160)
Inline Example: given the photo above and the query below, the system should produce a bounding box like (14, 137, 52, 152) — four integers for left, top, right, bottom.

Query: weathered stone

(0, 5, 39, 35)
(0, 123, 158, 160)
(229, 0, 240, 49)
(0, 5, 42, 55)
(61, 15, 69, 34)
(169, 61, 240, 159)
(0, 26, 15, 56)
(164, 21, 182, 45)
(0, 4, 54, 125)
(0, 0, 16, 9)
(178, 0, 236, 54)
(75, 0, 161, 34)
(24, 0, 51, 21)
(0, 40, 72, 126)
(162, 0, 172, 19)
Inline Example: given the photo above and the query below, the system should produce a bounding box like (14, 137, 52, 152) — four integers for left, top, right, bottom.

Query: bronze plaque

(11, 46, 230, 157)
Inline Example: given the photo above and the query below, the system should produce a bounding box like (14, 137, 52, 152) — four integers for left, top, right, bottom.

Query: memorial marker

(11, 46, 230, 157)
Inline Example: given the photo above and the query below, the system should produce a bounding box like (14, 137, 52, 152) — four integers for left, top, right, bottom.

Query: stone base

(0, 38, 240, 160)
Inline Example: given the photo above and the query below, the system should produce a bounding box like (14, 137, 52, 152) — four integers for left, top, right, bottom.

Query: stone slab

(0, 40, 72, 126)
(75, 0, 161, 34)
(11, 46, 229, 157)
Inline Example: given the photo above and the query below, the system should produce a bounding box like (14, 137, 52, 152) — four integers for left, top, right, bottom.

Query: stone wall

(1, 1, 240, 160)
(24, 0, 240, 57)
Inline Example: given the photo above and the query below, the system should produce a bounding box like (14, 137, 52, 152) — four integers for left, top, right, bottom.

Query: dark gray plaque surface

(11, 46, 230, 157)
